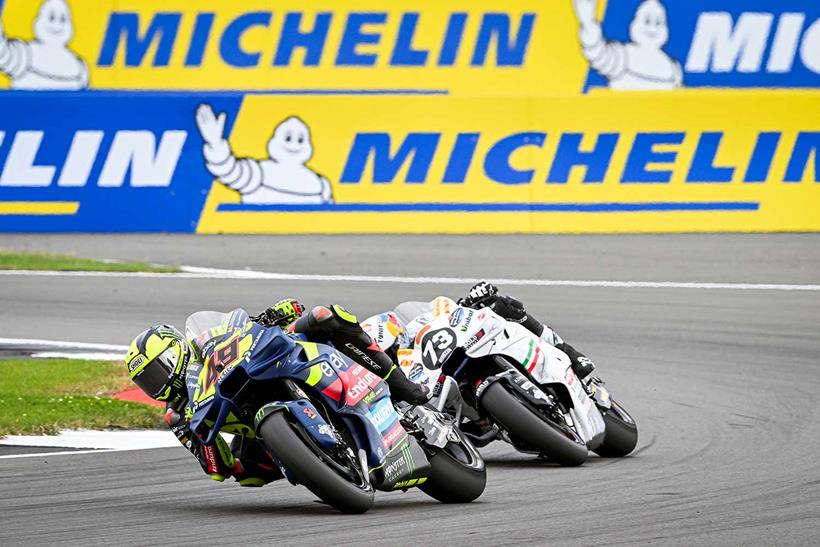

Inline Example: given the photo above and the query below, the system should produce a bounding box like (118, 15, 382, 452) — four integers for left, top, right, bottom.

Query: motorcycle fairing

(438, 309, 607, 446)
(253, 400, 338, 451)
(186, 310, 431, 491)
(528, 343, 606, 444)
(391, 304, 607, 446)
(287, 342, 430, 490)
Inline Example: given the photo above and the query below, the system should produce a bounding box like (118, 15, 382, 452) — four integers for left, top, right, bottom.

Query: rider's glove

(384, 365, 430, 405)
(165, 407, 191, 444)
(167, 407, 242, 480)
(254, 298, 306, 328)
(458, 281, 499, 308)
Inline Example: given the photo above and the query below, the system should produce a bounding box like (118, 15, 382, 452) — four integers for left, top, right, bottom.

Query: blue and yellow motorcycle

(185, 309, 485, 514)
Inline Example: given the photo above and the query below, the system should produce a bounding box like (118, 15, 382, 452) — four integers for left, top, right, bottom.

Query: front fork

(395, 400, 460, 450)
(584, 376, 613, 411)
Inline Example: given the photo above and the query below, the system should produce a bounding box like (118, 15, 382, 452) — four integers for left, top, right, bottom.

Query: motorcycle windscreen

(393, 300, 432, 325)
(185, 309, 251, 356)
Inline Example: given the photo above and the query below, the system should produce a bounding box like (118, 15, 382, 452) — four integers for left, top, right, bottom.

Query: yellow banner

(2, 0, 818, 234)
(194, 90, 820, 233)
(0, 0, 583, 94)
(8, 1, 815, 93)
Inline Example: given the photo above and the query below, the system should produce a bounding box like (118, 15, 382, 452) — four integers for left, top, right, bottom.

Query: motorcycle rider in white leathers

(362, 282, 596, 380)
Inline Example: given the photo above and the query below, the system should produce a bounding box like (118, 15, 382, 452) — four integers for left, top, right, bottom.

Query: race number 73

(421, 328, 457, 369)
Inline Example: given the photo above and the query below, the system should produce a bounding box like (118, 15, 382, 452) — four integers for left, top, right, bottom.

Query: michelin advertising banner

(0, 0, 818, 233)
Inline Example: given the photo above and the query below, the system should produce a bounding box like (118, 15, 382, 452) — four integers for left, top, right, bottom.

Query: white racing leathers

(361, 296, 565, 353)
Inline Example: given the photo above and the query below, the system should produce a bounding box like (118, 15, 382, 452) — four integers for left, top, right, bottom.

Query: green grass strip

(0, 251, 179, 273)
(0, 358, 164, 436)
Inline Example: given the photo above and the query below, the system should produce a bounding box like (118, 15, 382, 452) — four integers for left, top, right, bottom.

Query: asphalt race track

(1, 234, 818, 546)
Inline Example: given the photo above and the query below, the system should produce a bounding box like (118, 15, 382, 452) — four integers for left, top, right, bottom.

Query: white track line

(0, 449, 116, 459)
(30, 351, 123, 360)
(0, 337, 128, 351)
(0, 430, 179, 459)
(0, 266, 817, 291)
(0, 430, 231, 459)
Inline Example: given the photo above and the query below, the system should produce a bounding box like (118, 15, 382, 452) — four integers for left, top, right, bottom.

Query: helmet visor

(131, 347, 177, 399)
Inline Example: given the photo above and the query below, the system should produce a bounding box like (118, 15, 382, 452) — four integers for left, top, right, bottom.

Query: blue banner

(0, 92, 241, 231)
(585, 0, 820, 91)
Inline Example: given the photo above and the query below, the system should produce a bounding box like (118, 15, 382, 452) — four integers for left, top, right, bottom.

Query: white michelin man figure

(0, 0, 88, 89)
(195, 104, 334, 205)
(572, 0, 682, 90)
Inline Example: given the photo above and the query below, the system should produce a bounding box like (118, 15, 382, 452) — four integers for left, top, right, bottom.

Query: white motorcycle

(362, 298, 638, 466)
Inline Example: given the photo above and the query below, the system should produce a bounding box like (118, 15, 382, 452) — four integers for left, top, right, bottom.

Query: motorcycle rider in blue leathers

(124, 300, 427, 487)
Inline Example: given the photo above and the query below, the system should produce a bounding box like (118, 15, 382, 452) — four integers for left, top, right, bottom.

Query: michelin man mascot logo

(195, 104, 334, 205)
(0, 0, 89, 89)
(572, 0, 682, 90)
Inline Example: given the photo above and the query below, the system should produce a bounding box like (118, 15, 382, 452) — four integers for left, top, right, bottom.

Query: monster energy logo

(254, 403, 288, 424)
(155, 326, 178, 338)
(400, 441, 415, 475)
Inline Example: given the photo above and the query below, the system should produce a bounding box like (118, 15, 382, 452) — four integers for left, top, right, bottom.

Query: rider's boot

(291, 305, 429, 405)
(230, 436, 284, 487)
(556, 342, 596, 380)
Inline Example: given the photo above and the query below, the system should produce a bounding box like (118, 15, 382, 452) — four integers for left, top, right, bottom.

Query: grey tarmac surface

(0, 235, 819, 546)
(2, 233, 820, 283)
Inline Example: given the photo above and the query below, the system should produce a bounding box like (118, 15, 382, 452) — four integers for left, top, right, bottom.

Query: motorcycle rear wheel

(480, 382, 588, 466)
(592, 400, 638, 457)
(418, 440, 486, 503)
(258, 412, 374, 514)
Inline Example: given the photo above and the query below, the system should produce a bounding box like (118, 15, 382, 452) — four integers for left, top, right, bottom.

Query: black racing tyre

(258, 412, 374, 514)
(480, 382, 588, 466)
(418, 441, 487, 503)
(593, 401, 638, 458)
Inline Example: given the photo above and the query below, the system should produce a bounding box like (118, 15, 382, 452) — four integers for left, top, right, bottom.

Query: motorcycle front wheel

(592, 399, 638, 457)
(258, 412, 374, 514)
(418, 439, 486, 503)
(480, 382, 588, 466)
